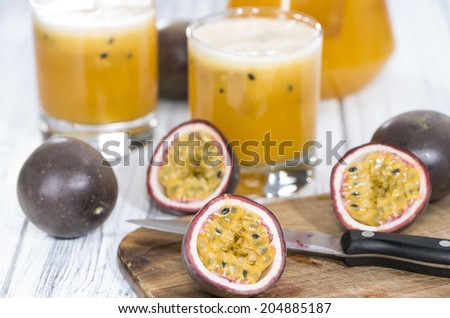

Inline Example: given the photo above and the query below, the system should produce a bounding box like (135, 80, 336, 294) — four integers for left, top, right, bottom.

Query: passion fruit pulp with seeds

(331, 143, 431, 232)
(182, 194, 286, 297)
(197, 205, 276, 284)
(157, 131, 225, 202)
(147, 120, 239, 213)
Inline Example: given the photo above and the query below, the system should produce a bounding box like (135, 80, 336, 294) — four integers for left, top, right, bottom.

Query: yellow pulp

(33, 18, 158, 124)
(158, 132, 226, 202)
(229, 0, 395, 98)
(197, 205, 275, 284)
(341, 152, 420, 226)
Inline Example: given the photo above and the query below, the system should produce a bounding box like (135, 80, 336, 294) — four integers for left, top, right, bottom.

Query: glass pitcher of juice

(229, 0, 395, 98)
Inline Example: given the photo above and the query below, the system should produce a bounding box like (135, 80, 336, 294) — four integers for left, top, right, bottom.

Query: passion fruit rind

(182, 194, 286, 297)
(371, 110, 450, 202)
(331, 142, 431, 233)
(17, 137, 118, 238)
(147, 119, 240, 214)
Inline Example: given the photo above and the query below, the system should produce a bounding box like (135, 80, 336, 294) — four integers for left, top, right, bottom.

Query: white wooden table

(1, 0, 449, 297)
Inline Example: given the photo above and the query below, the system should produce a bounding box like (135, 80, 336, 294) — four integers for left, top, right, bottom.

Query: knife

(127, 219, 450, 277)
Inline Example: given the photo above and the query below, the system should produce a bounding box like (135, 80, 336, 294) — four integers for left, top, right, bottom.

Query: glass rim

(28, 0, 155, 13)
(186, 6, 323, 56)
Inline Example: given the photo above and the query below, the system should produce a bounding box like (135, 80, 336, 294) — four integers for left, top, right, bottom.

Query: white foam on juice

(30, 0, 154, 30)
(190, 17, 322, 64)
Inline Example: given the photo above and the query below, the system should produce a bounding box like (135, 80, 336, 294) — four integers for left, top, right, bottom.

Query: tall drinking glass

(29, 0, 158, 144)
(188, 8, 323, 198)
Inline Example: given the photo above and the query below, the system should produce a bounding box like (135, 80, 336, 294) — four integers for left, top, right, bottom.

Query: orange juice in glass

(229, 0, 395, 98)
(30, 0, 158, 142)
(188, 8, 322, 197)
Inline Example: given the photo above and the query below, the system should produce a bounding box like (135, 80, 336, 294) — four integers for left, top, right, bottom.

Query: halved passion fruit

(182, 194, 286, 297)
(331, 143, 431, 232)
(147, 120, 239, 213)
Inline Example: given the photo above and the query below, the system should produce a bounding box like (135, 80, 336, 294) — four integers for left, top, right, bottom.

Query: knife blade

(127, 219, 450, 277)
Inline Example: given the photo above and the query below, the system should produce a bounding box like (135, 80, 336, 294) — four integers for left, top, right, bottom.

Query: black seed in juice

(217, 171, 222, 178)
(252, 234, 260, 239)
(288, 84, 293, 92)
(222, 261, 227, 268)
(260, 247, 268, 254)
(243, 270, 248, 278)
(221, 207, 230, 215)
(100, 52, 108, 59)
(108, 37, 114, 44)
(219, 87, 225, 94)
(350, 204, 359, 210)
(351, 192, 360, 197)
(392, 168, 400, 176)
(348, 167, 357, 173)
(215, 228, 222, 235)
(247, 73, 255, 80)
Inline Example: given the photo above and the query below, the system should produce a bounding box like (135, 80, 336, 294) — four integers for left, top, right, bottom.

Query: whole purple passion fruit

(17, 137, 118, 238)
(182, 194, 286, 297)
(371, 110, 450, 201)
(147, 120, 239, 214)
(331, 143, 431, 232)
(158, 20, 189, 100)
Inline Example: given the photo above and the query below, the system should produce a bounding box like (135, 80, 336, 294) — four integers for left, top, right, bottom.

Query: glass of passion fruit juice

(29, 0, 158, 142)
(188, 8, 323, 198)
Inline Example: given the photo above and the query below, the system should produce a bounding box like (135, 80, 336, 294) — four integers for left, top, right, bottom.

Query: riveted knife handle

(341, 230, 450, 277)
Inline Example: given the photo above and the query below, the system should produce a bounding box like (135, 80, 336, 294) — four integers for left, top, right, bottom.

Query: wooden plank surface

(0, 0, 225, 298)
(118, 194, 450, 298)
(0, 0, 449, 297)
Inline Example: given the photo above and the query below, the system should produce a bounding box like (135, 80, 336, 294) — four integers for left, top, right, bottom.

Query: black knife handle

(341, 230, 450, 277)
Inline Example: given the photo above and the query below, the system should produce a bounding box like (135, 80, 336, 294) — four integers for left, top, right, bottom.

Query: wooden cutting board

(117, 194, 450, 297)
